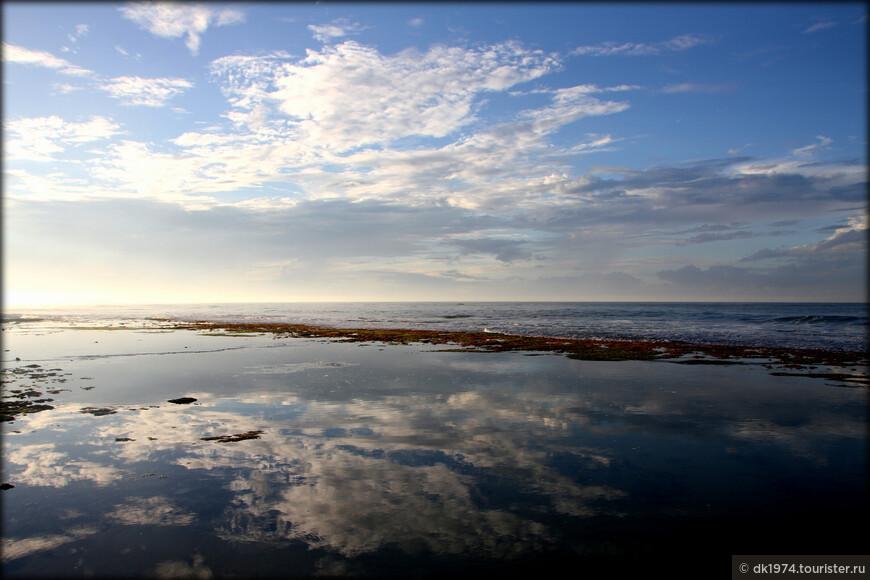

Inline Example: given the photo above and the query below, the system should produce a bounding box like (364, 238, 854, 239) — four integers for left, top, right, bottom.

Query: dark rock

(201, 430, 264, 443)
(167, 397, 197, 405)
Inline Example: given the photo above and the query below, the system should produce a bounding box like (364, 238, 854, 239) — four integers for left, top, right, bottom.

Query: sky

(2, 2, 867, 306)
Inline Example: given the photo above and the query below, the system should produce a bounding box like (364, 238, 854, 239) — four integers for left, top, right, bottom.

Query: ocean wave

(767, 315, 865, 325)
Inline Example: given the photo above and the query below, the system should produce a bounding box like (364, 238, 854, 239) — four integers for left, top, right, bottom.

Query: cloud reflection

(107, 496, 196, 526)
(1, 526, 99, 562)
(3, 347, 866, 563)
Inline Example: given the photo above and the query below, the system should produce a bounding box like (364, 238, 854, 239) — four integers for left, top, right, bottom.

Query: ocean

(4, 301, 867, 351)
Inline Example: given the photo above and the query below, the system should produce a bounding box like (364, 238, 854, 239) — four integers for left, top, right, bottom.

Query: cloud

(308, 18, 368, 42)
(451, 237, 534, 263)
(408, 17, 425, 28)
(803, 21, 837, 34)
(791, 135, 833, 158)
(100, 76, 193, 107)
(119, 2, 245, 55)
(212, 40, 559, 152)
(680, 230, 754, 245)
(114, 45, 142, 60)
(661, 82, 736, 94)
(2, 42, 93, 76)
(4, 115, 122, 161)
(658, 216, 867, 300)
(741, 216, 867, 263)
(573, 33, 714, 56)
(61, 23, 89, 54)
(521, 85, 630, 135)
(3, 27, 865, 302)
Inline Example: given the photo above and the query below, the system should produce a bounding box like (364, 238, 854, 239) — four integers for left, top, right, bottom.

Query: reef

(1, 363, 72, 421)
(0, 399, 55, 422)
(169, 320, 867, 384)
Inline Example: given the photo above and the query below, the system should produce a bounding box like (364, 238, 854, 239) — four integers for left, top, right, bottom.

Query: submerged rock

(80, 407, 117, 416)
(201, 430, 264, 443)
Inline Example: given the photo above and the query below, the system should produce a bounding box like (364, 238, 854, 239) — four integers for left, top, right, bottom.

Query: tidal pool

(2, 321, 867, 577)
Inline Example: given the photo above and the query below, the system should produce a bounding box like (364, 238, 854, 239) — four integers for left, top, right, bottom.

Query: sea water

(1, 308, 867, 577)
(4, 301, 867, 351)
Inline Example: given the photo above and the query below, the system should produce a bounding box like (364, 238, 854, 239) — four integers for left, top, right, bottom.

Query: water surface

(2, 321, 867, 576)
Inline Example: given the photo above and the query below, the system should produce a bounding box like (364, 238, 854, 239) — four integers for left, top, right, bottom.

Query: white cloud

(52, 82, 82, 95)
(661, 82, 735, 93)
(803, 21, 837, 34)
(4, 115, 122, 161)
(119, 2, 245, 55)
(521, 85, 630, 136)
(573, 33, 713, 56)
(62, 23, 89, 54)
(114, 44, 142, 60)
(2, 42, 93, 76)
(214, 41, 559, 152)
(183, 44, 629, 210)
(83, 135, 307, 206)
(308, 18, 368, 43)
(791, 135, 833, 157)
(100, 76, 193, 107)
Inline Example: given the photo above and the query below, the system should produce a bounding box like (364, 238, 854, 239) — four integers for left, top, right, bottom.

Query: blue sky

(3, 2, 866, 305)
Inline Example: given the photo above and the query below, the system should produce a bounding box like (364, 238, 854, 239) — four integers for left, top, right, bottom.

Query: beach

(2, 316, 868, 577)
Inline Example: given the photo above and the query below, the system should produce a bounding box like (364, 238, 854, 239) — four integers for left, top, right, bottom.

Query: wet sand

(2, 319, 868, 577)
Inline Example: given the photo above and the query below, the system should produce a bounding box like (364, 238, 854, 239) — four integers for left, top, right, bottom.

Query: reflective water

(2, 321, 867, 577)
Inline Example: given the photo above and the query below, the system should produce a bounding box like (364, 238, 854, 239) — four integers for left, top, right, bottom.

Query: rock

(80, 407, 117, 416)
(201, 430, 264, 443)
(167, 397, 197, 405)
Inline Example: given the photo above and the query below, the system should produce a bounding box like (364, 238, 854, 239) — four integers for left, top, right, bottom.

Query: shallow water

(2, 321, 868, 577)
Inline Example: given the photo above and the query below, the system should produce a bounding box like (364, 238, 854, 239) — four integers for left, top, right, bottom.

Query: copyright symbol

(740, 563, 749, 574)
